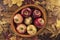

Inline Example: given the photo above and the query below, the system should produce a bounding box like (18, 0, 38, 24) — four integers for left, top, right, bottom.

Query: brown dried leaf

(0, 4, 4, 13)
(46, 24, 59, 37)
(52, 7, 60, 17)
(3, 0, 13, 7)
(57, 13, 60, 20)
(8, 0, 13, 7)
(46, 0, 55, 11)
(34, 1, 41, 5)
(0, 20, 7, 25)
(0, 26, 3, 34)
(3, 0, 8, 5)
(47, 17, 56, 25)
(10, 36, 16, 40)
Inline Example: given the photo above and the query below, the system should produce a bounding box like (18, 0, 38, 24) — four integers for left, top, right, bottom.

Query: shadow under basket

(10, 4, 47, 37)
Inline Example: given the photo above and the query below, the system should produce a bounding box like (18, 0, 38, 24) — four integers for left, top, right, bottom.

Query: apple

(34, 18, 44, 28)
(21, 8, 31, 17)
(24, 17, 32, 25)
(27, 25, 37, 35)
(33, 10, 41, 18)
(14, 14, 23, 24)
(16, 24, 26, 34)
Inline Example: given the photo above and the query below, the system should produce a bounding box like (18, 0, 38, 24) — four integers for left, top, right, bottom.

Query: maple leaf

(16, 1, 23, 7)
(3, 0, 13, 7)
(34, 1, 41, 5)
(3, 0, 24, 7)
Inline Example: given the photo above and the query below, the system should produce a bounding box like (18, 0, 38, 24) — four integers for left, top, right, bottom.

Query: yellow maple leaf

(10, 36, 16, 40)
(3, 0, 24, 7)
(11, 0, 17, 4)
(56, 19, 60, 28)
(54, 0, 60, 6)
(17, 0, 22, 6)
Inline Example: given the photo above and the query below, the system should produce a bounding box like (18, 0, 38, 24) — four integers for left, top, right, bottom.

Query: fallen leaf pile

(0, 0, 60, 40)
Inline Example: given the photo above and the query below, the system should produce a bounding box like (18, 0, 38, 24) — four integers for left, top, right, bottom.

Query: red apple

(14, 14, 23, 24)
(16, 24, 26, 34)
(27, 25, 37, 35)
(21, 8, 31, 17)
(34, 18, 44, 28)
(33, 10, 41, 18)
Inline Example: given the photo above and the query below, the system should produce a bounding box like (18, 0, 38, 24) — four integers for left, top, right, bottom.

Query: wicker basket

(10, 4, 47, 37)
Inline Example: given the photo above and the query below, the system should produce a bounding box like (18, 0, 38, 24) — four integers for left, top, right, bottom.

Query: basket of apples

(10, 4, 47, 37)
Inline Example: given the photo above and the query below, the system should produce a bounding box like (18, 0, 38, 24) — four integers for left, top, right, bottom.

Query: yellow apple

(27, 25, 37, 35)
